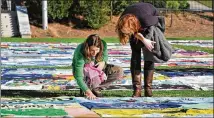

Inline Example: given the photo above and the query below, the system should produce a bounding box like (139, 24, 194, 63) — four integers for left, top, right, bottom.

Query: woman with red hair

(116, 2, 172, 97)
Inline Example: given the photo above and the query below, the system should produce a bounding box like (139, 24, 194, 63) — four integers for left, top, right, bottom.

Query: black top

(121, 2, 159, 28)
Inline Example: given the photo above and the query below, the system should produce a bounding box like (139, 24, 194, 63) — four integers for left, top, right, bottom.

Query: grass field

(1, 90, 213, 98)
(172, 44, 213, 54)
(197, 0, 213, 8)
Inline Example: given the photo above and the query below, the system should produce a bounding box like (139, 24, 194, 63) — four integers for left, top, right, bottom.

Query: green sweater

(72, 40, 108, 92)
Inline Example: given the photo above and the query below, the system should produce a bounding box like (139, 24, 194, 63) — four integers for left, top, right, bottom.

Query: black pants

(130, 38, 154, 71)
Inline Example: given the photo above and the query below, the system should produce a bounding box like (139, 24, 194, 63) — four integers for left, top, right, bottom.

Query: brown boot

(144, 70, 154, 97)
(131, 70, 142, 97)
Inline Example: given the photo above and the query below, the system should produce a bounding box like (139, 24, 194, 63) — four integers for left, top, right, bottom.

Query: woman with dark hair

(72, 34, 123, 100)
(116, 2, 172, 97)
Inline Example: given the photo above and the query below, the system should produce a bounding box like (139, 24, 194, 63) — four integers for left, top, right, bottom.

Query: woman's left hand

(134, 33, 156, 52)
(95, 61, 105, 70)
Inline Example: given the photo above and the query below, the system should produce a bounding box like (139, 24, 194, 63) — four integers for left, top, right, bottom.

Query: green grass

(103, 90, 214, 97)
(196, 0, 213, 8)
(1, 90, 213, 98)
(1, 37, 213, 43)
(1, 37, 119, 43)
(173, 44, 213, 54)
(1, 109, 67, 116)
(167, 37, 213, 40)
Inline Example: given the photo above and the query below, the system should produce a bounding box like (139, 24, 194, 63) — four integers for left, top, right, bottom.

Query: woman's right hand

(85, 89, 97, 100)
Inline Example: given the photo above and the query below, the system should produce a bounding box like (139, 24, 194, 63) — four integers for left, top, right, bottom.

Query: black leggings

(130, 38, 154, 71)
(144, 61, 154, 70)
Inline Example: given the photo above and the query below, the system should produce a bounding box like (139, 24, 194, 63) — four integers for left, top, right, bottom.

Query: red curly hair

(116, 14, 141, 45)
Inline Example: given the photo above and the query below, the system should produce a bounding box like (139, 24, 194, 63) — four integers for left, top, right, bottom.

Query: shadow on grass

(2, 90, 213, 98)
(1, 90, 134, 98)
(1, 90, 81, 98)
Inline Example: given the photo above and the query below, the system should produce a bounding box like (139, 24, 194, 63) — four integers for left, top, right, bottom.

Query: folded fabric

(83, 62, 107, 88)
(143, 21, 173, 63)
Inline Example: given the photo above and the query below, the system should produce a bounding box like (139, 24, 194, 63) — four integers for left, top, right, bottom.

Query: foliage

(153, 0, 166, 8)
(25, 0, 42, 21)
(25, 0, 192, 29)
(144, 0, 166, 8)
(80, 0, 110, 29)
(144, 0, 189, 9)
(165, 1, 189, 10)
(166, 1, 180, 10)
(69, 0, 83, 16)
(112, 0, 139, 15)
(25, 0, 73, 22)
(48, 0, 73, 20)
(178, 0, 190, 9)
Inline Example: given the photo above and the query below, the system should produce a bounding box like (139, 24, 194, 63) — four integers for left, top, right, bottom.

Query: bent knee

(116, 66, 124, 79)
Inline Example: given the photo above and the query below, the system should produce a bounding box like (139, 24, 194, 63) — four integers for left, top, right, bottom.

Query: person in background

(72, 34, 124, 100)
(116, 2, 172, 97)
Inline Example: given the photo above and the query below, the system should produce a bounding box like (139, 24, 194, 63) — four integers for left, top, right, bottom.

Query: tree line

(25, 0, 189, 29)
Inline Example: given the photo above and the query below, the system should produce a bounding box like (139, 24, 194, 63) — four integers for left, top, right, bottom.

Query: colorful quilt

(1, 97, 213, 117)
(1, 42, 213, 90)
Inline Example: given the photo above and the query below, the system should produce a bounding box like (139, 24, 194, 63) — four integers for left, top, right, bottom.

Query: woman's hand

(95, 61, 105, 70)
(85, 89, 97, 100)
(134, 33, 156, 52)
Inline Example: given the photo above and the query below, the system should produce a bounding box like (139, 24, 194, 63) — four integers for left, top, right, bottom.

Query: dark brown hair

(83, 34, 104, 62)
(116, 14, 141, 45)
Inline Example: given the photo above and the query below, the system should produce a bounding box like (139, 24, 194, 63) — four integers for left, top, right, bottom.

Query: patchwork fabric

(1, 42, 213, 90)
(2, 97, 213, 117)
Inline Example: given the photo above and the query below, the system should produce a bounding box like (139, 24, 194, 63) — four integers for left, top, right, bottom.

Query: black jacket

(143, 20, 173, 63)
(121, 2, 159, 28)
(124, 3, 172, 65)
